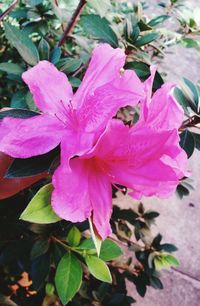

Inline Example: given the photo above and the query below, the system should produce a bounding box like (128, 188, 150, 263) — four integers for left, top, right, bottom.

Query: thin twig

(57, 0, 87, 47)
(0, 0, 19, 22)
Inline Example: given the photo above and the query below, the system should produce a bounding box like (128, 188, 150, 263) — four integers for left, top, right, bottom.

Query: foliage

(0, 0, 200, 305)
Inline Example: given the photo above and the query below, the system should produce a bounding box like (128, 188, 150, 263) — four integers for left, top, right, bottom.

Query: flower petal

(91, 119, 187, 199)
(52, 159, 92, 222)
(22, 61, 73, 118)
(89, 169, 112, 240)
(138, 67, 183, 130)
(77, 69, 144, 133)
(74, 43, 126, 108)
(0, 114, 65, 158)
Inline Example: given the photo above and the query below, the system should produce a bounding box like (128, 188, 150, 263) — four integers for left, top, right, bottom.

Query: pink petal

(138, 67, 184, 130)
(73, 44, 126, 108)
(0, 114, 65, 158)
(90, 119, 187, 199)
(52, 159, 92, 222)
(89, 168, 112, 240)
(22, 61, 73, 119)
(77, 69, 144, 133)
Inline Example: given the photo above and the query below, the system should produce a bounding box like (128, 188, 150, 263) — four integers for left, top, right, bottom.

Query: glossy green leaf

(148, 15, 170, 27)
(180, 130, 195, 158)
(78, 238, 123, 261)
(38, 38, 50, 60)
(31, 239, 50, 260)
(20, 184, 61, 224)
(4, 23, 39, 66)
(81, 14, 118, 47)
(135, 32, 159, 47)
(55, 252, 82, 305)
(0, 108, 38, 120)
(50, 47, 61, 64)
(67, 226, 81, 247)
(57, 58, 82, 73)
(5, 147, 59, 178)
(10, 90, 28, 109)
(85, 255, 112, 283)
(0, 63, 24, 75)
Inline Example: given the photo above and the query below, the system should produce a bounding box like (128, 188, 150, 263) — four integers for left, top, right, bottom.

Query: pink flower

(0, 44, 144, 168)
(52, 69, 187, 240)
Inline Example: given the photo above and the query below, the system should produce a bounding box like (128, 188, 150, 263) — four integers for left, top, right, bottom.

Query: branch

(0, 0, 19, 22)
(57, 0, 87, 47)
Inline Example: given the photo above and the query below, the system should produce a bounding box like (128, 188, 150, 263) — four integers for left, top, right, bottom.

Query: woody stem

(0, 0, 19, 21)
(57, 0, 87, 47)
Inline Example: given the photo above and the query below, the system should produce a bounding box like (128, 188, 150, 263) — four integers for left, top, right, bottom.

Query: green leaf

(183, 78, 199, 111)
(69, 76, 81, 88)
(180, 130, 195, 158)
(11, 90, 28, 109)
(157, 243, 178, 253)
(31, 253, 50, 290)
(98, 239, 123, 261)
(0, 109, 38, 119)
(38, 38, 50, 60)
(125, 61, 150, 79)
(148, 15, 170, 27)
(174, 87, 190, 114)
(143, 211, 160, 220)
(135, 32, 159, 47)
(4, 23, 39, 66)
(0, 62, 24, 75)
(50, 47, 61, 64)
(67, 226, 81, 247)
(154, 254, 179, 270)
(20, 183, 61, 224)
(81, 14, 118, 47)
(85, 255, 112, 283)
(179, 37, 200, 52)
(31, 239, 50, 260)
(79, 238, 123, 261)
(87, 0, 111, 17)
(55, 252, 82, 305)
(192, 132, 200, 150)
(5, 147, 59, 178)
(57, 58, 82, 73)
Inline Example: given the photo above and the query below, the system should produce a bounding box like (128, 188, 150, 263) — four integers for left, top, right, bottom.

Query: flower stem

(57, 0, 87, 47)
(0, 0, 19, 21)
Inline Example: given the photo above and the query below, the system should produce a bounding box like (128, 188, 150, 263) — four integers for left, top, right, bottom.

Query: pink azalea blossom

(0, 44, 144, 167)
(52, 70, 187, 240)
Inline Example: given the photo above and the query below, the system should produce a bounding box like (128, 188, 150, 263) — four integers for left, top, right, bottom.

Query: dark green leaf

(85, 255, 112, 283)
(31, 239, 50, 260)
(50, 47, 61, 64)
(5, 147, 59, 178)
(11, 90, 28, 109)
(179, 37, 200, 52)
(55, 252, 82, 305)
(0, 62, 24, 75)
(57, 58, 82, 73)
(174, 87, 190, 113)
(192, 132, 200, 150)
(183, 78, 199, 111)
(143, 211, 160, 220)
(180, 130, 195, 158)
(4, 23, 39, 66)
(20, 183, 61, 224)
(0, 108, 39, 120)
(81, 14, 118, 47)
(135, 32, 159, 47)
(38, 38, 50, 60)
(148, 15, 170, 27)
(150, 276, 163, 289)
(31, 253, 50, 290)
(152, 234, 162, 247)
(157, 243, 178, 253)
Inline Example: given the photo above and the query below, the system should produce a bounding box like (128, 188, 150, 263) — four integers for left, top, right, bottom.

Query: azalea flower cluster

(0, 44, 187, 239)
